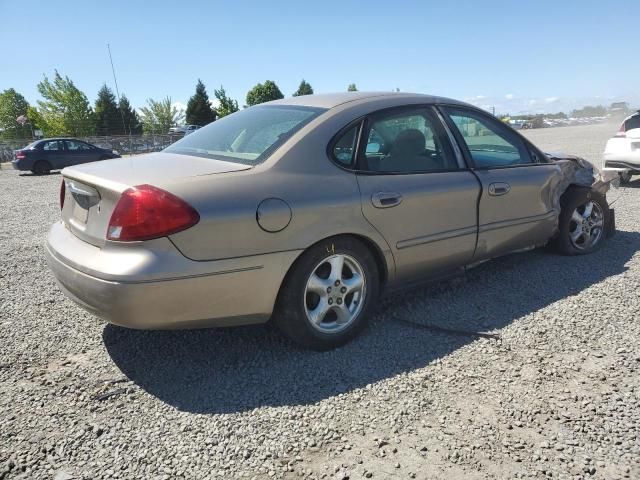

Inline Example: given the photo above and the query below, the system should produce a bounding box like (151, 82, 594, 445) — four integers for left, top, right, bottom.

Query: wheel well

(347, 234, 389, 287)
(282, 234, 389, 289)
(561, 184, 593, 204)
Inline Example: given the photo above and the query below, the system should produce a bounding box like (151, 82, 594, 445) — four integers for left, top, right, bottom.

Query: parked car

(46, 93, 614, 350)
(604, 110, 640, 183)
(168, 124, 202, 136)
(12, 138, 120, 175)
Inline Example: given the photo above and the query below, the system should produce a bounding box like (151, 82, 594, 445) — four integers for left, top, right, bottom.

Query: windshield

(165, 105, 326, 165)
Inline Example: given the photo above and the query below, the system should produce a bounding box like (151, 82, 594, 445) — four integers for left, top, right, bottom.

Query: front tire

(551, 187, 609, 255)
(273, 237, 380, 350)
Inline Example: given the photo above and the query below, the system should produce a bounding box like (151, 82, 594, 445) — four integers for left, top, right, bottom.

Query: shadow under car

(103, 230, 639, 414)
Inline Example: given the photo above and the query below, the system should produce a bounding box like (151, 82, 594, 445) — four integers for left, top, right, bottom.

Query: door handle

(372, 192, 403, 208)
(488, 182, 511, 196)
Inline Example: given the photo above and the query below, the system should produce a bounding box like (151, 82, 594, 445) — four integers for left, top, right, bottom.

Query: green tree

(0, 88, 31, 139)
(347, 83, 358, 92)
(186, 79, 216, 126)
(94, 84, 121, 136)
(26, 106, 46, 135)
(246, 80, 284, 106)
(139, 97, 184, 134)
(293, 79, 314, 97)
(214, 86, 239, 118)
(118, 95, 142, 135)
(37, 70, 95, 136)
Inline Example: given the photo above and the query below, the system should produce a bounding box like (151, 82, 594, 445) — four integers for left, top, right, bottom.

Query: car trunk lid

(60, 151, 251, 247)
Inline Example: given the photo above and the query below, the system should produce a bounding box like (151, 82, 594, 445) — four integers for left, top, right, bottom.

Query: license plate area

(631, 142, 640, 151)
(72, 199, 89, 224)
(65, 180, 100, 228)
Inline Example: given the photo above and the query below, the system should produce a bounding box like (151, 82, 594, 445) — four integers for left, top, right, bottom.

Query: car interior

(364, 113, 457, 173)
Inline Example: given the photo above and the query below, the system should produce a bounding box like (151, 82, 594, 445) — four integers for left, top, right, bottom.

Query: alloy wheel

(304, 254, 366, 334)
(568, 200, 604, 251)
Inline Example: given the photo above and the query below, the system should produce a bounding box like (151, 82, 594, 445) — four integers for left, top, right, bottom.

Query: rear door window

(361, 108, 458, 173)
(43, 140, 62, 151)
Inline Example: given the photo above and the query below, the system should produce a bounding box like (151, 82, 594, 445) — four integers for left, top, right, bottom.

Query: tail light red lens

(107, 184, 200, 241)
(16, 151, 26, 159)
(60, 180, 66, 210)
(615, 121, 626, 138)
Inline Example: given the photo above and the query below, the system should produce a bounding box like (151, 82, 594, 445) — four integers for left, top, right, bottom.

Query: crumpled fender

(546, 151, 617, 206)
(543, 152, 618, 237)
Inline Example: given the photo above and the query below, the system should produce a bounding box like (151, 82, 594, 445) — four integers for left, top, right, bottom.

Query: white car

(604, 111, 640, 183)
(168, 125, 202, 136)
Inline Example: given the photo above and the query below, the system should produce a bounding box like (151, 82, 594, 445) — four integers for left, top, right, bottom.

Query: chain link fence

(0, 134, 184, 163)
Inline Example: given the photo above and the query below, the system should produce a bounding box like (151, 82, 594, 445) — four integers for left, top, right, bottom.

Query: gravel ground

(1, 123, 639, 480)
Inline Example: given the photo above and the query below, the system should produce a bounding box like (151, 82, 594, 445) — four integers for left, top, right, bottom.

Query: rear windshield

(624, 113, 640, 131)
(23, 140, 41, 150)
(165, 105, 326, 165)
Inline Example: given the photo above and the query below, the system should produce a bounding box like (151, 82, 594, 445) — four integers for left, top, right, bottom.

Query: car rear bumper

(604, 159, 640, 173)
(11, 159, 30, 171)
(604, 151, 640, 171)
(45, 221, 301, 329)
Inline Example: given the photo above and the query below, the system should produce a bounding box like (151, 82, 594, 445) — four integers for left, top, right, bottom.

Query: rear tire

(551, 186, 609, 255)
(619, 171, 632, 184)
(273, 237, 380, 350)
(33, 161, 51, 175)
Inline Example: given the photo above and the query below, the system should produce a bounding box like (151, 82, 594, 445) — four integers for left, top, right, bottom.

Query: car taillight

(107, 184, 199, 241)
(60, 180, 66, 210)
(16, 151, 26, 159)
(615, 121, 626, 138)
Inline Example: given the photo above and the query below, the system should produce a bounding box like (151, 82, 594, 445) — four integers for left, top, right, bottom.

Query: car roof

(39, 138, 84, 142)
(265, 91, 468, 109)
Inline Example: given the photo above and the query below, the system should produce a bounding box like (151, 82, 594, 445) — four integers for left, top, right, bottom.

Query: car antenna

(107, 43, 130, 140)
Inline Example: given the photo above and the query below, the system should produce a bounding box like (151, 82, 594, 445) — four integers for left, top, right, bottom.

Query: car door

(64, 140, 93, 165)
(41, 140, 67, 169)
(440, 106, 561, 261)
(342, 106, 480, 283)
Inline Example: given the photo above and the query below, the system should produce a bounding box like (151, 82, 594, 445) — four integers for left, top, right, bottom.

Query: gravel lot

(1, 123, 639, 480)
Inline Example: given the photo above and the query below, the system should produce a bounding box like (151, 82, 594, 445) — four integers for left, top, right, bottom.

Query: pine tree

(186, 79, 216, 126)
(293, 79, 314, 97)
(347, 83, 358, 92)
(118, 95, 142, 135)
(94, 84, 121, 136)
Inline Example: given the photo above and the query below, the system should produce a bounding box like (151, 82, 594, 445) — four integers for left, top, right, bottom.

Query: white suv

(604, 111, 640, 183)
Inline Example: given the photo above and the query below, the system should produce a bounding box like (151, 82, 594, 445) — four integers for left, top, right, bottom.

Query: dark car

(12, 138, 121, 175)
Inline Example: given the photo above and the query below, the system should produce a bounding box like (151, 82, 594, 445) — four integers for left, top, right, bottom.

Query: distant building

(610, 102, 629, 113)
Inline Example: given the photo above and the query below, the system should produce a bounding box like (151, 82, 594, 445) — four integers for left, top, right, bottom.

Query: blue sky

(1, 0, 637, 115)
